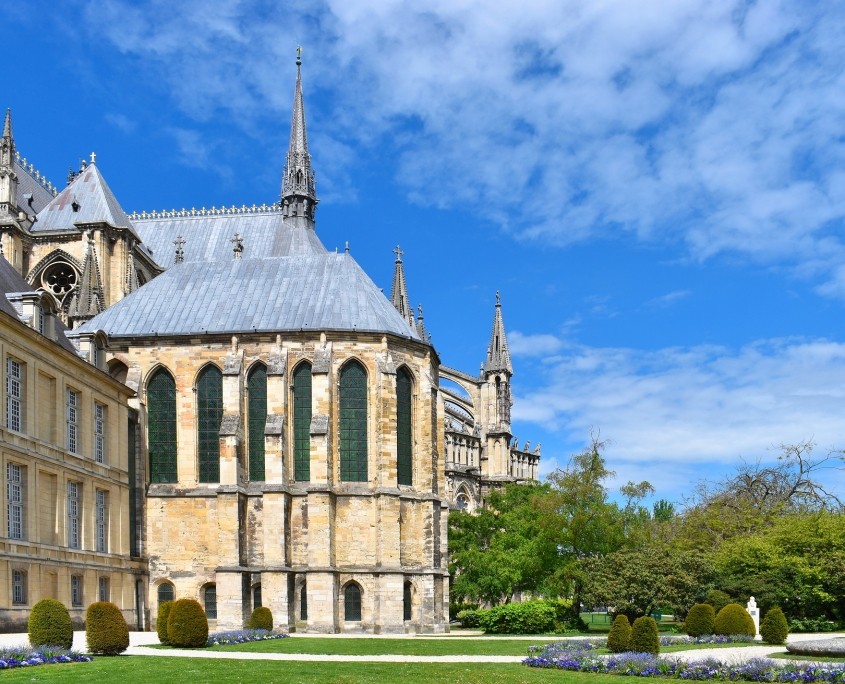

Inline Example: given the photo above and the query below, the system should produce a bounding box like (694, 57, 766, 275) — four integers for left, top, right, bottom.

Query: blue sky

(5, 0, 845, 503)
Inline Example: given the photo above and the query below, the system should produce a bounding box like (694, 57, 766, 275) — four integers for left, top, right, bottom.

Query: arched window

(339, 361, 367, 482)
(147, 369, 177, 483)
(197, 366, 223, 483)
(247, 364, 267, 481)
(403, 581, 413, 621)
(203, 583, 217, 619)
(158, 582, 175, 605)
(396, 368, 413, 486)
(344, 583, 361, 622)
(292, 362, 312, 481)
(300, 581, 308, 620)
(456, 490, 471, 511)
(253, 584, 262, 609)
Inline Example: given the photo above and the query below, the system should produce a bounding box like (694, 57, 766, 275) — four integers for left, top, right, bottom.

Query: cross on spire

(393, 245, 404, 262)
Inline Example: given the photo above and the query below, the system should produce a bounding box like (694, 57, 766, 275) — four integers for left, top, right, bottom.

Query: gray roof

(15, 160, 56, 215)
(75, 252, 422, 340)
(132, 210, 326, 267)
(33, 163, 137, 234)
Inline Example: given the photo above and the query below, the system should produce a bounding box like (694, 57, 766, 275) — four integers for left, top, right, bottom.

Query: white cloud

(508, 331, 563, 357)
(512, 335, 845, 495)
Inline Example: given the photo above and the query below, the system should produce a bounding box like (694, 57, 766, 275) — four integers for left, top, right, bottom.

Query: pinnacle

(3, 108, 11, 139)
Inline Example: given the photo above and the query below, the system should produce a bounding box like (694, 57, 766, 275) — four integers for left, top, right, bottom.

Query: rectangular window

(71, 574, 83, 607)
(6, 463, 24, 540)
(37, 305, 44, 334)
(67, 481, 80, 549)
(6, 357, 23, 432)
(66, 389, 79, 453)
(94, 403, 106, 464)
(98, 576, 109, 602)
(12, 570, 26, 605)
(95, 489, 108, 552)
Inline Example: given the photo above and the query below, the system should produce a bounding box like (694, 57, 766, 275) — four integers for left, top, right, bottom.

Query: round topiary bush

(167, 598, 208, 648)
(28, 598, 73, 649)
(630, 616, 660, 654)
(685, 603, 716, 637)
(157, 601, 173, 645)
(86, 601, 129, 655)
(607, 614, 632, 653)
(714, 603, 756, 636)
(705, 590, 732, 614)
(248, 606, 273, 631)
(760, 607, 789, 645)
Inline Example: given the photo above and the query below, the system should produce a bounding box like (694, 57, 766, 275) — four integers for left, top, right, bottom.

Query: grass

(0, 657, 625, 684)
(771, 653, 845, 662)
(209, 636, 536, 655)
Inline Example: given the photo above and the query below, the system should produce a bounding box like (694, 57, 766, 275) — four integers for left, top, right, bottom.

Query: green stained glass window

(339, 361, 367, 482)
(147, 369, 177, 483)
(248, 364, 267, 481)
(292, 362, 312, 482)
(396, 368, 413, 486)
(197, 365, 223, 483)
(344, 583, 361, 621)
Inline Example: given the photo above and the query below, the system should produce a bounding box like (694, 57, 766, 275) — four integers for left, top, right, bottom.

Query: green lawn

(210, 636, 536, 656)
(771, 652, 845, 662)
(0, 657, 623, 684)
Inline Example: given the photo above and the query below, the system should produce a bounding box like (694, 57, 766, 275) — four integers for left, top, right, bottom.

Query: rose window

(42, 262, 78, 300)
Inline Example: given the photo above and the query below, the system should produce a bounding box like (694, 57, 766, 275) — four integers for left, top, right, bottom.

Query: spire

(0, 108, 17, 213)
(281, 47, 318, 229)
(390, 245, 416, 329)
(126, 255, 140, 295)
(483, 291, 513, 375)
(67, 231, 105, 325)
(416, 304, 427, 340)
(3, 109, 11, 140)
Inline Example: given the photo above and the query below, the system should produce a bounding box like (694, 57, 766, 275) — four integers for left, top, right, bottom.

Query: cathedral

(0, 57, 539, 632)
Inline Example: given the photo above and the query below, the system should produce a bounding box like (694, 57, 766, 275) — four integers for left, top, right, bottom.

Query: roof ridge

(129, 204, 283, 221)
(14, 150, 59, 197)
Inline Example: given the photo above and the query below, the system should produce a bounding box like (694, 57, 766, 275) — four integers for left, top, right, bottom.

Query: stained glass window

(397, 368, 413, 486)
(158, 583, 174, 604)
(197, 366, 223, 483)
(147, 369, 177, 483)
(339, 361, 367, 482)
(344, 583, 361, 621)
(247, 364, 267, 481)
(292, 363, 312, 481)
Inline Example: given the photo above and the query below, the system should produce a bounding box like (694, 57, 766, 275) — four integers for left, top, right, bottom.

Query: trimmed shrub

(86, 601, 129, 655)
(478, 600, 557, 634)
(247, 606, 273, 631)
(714, 603, 755, 636)
(456, 608, 483, 628)
(167, 598, 208, 648)
(449, 602, 479, 621)
(607, 614, 632, 653)
(28, 599, 73, 649)
(705, 590, 732, 614)
(630, 616, 660, 654)
(685, 603, 716, 637)
(760, 607, 789, 645)
(157, 601, 173, 645)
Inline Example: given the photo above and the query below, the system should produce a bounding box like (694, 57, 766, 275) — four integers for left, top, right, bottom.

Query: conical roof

(483, 292, 513, 374)
(390, 246, 416, 329)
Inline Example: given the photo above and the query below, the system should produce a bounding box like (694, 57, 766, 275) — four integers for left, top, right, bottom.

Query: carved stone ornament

(312, 348, 331, 374)
(265, 414, 285, 436)
(222, 353, 242, 376)
(218, 413, 241, 436)
(310, 414, 329, 435)
(268, 350, 287, 376)
(377, 352, 397, 375)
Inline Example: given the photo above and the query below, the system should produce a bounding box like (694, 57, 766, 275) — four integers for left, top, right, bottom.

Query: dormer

(5, 290, 57, 339)
(73, 330, 108, 370)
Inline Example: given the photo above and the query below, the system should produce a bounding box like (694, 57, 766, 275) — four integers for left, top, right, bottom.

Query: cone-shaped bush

(631, 616, 660, 654)
(607, 614, 632, 653)
(714, 603, 756, 636)
(28, 598, 73, 649)
(86, 601, 129, 655)
(157, 601, 173, 645)
(685, 603, 716, 637)
(247, 606, 273, 631)
(167, 598, 208, 648)
(760, 607, 789, 645)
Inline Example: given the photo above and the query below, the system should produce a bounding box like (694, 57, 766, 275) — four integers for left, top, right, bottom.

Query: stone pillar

(747, 596, 760, 638)
(262, 572, 290, 632)
(306, 571, 337, 633)
(215, 571, 245, 631)
(376, 573, 404, 634)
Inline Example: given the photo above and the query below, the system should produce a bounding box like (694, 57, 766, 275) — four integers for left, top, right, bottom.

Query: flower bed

(0, 645, 92, 669)
(660, 635, 755, 646)
(206, 628, 289, 646)
(523, 640, 845, 681)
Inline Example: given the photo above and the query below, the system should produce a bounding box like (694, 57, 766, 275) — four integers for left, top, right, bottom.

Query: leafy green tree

(652, 499, 675, 522)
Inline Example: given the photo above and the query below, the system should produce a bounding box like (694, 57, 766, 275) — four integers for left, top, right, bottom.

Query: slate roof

(15, 160, 56, 215)
(132, 210, 326, 267)
(33, 163, 137, 235)
(75, 252, 422, 340)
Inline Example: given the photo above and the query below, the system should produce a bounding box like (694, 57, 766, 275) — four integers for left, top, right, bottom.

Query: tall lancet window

(292, 362, 312, 482)
(339, 361, 367, 482)
(247, 364, 267, 481)
(396, 368, 413, 486)
(147, 369, 177, 483)
(197, 365, 223, 483)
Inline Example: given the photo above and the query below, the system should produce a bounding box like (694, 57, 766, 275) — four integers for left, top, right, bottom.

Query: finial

(296, 45, 302, 66)
(232, 233, 244, 258)
(344, 241, 350, 254)
(90, 152, 97, 164)
(174, 235, 185, 264)
(393, 245, 404, 262)
(417, 304, 424, 319)
(496, 291, 501, 306)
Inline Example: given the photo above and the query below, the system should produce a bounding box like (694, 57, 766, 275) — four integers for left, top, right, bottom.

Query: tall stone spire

(281, 47, 318, 230)
(0, 108, 18, 214)
(67, 231, 105, 326)
(483, 291, 513, 375)
(390, 245, 416, 329)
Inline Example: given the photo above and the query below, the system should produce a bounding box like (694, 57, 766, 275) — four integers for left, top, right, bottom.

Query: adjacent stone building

(0, 56, 539, 633)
